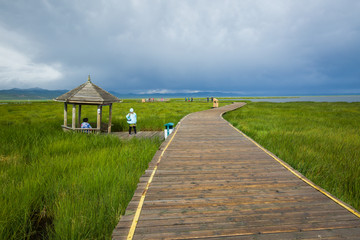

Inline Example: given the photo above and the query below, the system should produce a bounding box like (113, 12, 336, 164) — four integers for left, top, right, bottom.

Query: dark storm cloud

(0, 0, 359, 95)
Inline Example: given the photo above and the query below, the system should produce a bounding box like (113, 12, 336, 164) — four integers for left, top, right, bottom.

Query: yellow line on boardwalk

(227, 122, 360, 219)
(127, 122, 181, 240)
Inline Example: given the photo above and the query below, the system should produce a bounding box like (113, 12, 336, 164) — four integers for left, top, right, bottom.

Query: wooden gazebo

(54, 75, 121, 133)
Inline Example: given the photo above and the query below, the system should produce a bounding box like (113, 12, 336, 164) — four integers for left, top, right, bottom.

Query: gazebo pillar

(72, 104, 76, 129)
(97, 105, 101, 130)
(64, 103, 68, 126)
(108, 104, 112, 133)
(78, 105, 82, 128)
(100, 106, 103, 128)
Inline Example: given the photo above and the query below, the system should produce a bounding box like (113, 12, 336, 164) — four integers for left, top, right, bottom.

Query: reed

(223, 102, 360, 211)
(0, 100, 215, 239)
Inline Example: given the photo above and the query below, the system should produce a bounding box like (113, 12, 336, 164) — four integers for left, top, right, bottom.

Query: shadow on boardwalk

(113, 103, 360, 240)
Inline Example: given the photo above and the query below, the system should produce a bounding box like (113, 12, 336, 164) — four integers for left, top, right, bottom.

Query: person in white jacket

(126, 108, 137, 135)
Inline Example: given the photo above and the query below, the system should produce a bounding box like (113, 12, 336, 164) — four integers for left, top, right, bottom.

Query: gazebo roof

(55, 76, 120, 104)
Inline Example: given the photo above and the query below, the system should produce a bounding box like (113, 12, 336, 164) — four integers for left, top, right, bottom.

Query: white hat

(130, 108, 134, 112)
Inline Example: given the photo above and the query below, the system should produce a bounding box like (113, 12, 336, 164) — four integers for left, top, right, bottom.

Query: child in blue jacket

(126, 108, 137, 135)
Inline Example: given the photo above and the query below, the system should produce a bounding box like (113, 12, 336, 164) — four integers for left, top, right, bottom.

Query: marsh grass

(0, 100, 217, 239)
(223, 102, 360, 211)
(67, 100, 220, 131)
(0, 123, 161, 239)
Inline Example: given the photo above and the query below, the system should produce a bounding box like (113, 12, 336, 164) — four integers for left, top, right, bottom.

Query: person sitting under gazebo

(81, 118, 92, 129)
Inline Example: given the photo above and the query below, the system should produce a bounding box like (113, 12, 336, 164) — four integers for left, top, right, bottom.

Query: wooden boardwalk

(112, 103, 360, 240)
(111, 131, 164, 140)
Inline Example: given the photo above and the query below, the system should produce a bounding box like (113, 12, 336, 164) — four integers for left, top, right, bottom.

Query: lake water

(220, 95, 360, 103)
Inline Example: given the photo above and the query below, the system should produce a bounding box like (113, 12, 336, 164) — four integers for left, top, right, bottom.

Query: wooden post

(72, 104, 76, 129)
(100, 105, 103, 130)
(108, 104, 112, 133)
(64, 103, 68, 126)
(97, 105, 101, 130)
(78, 105, 82, 128)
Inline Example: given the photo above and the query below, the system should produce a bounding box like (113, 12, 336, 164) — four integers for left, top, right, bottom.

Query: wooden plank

(112, 102, 360, 240)
(110, 131, 164, 140)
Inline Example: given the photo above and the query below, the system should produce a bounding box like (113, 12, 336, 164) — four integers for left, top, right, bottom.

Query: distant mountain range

(1, 88, 358, 100)
(0, 88, 69, 100)
(0, 88, 247, 100)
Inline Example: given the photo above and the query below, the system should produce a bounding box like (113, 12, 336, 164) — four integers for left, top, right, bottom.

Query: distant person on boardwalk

(81, 118, 92, 132)
(126, 108, 137, 135)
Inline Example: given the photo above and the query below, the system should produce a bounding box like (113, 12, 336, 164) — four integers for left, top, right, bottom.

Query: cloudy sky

(0, 0, 359, 95)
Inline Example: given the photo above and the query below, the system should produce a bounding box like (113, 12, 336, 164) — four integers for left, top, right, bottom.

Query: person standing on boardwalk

(126, 108, 137, 135)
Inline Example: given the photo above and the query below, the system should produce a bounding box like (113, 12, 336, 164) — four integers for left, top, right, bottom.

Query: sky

(0, 0, 359, 96)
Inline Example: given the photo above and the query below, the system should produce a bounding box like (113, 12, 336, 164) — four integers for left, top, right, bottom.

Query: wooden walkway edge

(112, 103, 360, 240)
(111, 131, 164, 140)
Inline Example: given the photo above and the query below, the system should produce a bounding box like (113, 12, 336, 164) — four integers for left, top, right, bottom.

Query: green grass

(218, 96, 299, 99)
(58, 99, 227, 132)
(4, 99, 359, 238)
(0, 100, 220, 239)
(223, 102, 360, 211)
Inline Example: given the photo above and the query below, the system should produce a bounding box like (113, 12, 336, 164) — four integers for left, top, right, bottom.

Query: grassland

(218, 96, 298, 99)
(0, 100, 217, 240)
(3, 99, 359, 239)
(223, 102, 360, 211)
